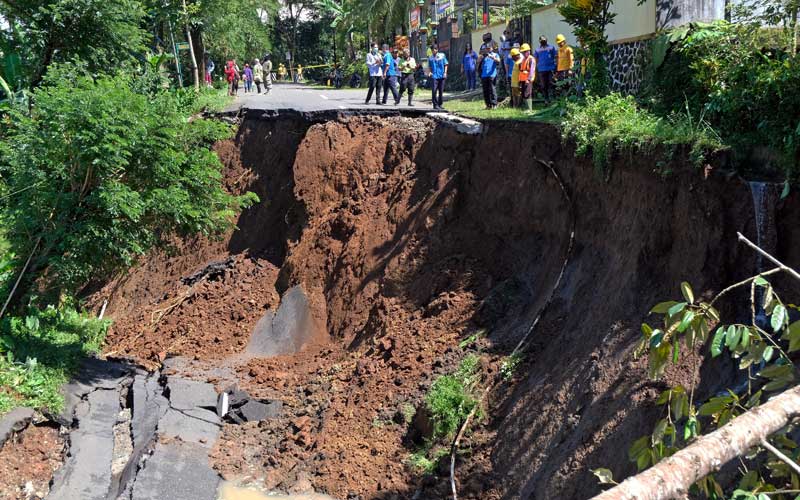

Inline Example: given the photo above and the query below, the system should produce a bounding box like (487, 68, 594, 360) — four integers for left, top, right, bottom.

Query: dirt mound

(92, 112, 800, 499)
(0, 424, 64, 499)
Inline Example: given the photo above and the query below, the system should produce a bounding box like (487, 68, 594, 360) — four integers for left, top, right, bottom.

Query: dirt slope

(93, 112, 800, 500)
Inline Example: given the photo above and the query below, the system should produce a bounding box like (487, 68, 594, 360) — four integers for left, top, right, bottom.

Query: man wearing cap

(556, 34, 574, 82)
(478, 43, 501, 109)
(518, 43, 536, 111)
(533, 35, 557, 103)
(428, 45, 448, 110)
(505, 42, 520, 94)
(509, 48, 522, 107)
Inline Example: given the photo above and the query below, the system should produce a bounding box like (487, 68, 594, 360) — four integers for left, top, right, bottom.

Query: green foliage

(425, 354, 481, 441)
(647, 21, 800, 177)
(562, 93, 724, 175)
(500, 352, 524, 381)
(618, 273, 800, 497)
(0, 66, 256, 297)
(558, 0, 616, 95)
(0, 0, 147, 87)
(0, 305, 109, 414)
(406, 447, 449, 474)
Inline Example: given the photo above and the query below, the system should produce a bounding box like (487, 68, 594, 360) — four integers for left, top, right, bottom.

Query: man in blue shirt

(428, 45, 448, 109)
(478, 43, 501, 109)
(533, 35, 557, 103)
(381, 44, 400, 105)
(461, 44, 477, 91)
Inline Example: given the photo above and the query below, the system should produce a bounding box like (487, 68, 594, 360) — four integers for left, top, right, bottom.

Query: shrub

(425, 354, 481, 440)
(562, 93, 724, 174)
(0, 66, 256, 298)
(0, 305, 109, 414)
(648, 21, 800, 177)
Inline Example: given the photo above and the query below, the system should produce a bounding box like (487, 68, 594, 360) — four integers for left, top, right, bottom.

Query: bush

(0, 66, 256, 298)
(562, 93, 724, 174)
(0, 305, 109, 414)
(648, 21, 800, 177)
(425, 354, 480, 440)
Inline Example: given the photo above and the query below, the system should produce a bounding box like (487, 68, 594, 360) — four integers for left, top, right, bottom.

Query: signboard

(436, 0, 452, 20)
(451, 20, 459, 38)
(175, 42, 190, 51)
(409, 7, 420, 32)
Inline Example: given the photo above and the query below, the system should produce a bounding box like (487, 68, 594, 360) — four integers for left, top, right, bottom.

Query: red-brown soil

(0, 424, 64, 499)
(92, 112, 800, 499)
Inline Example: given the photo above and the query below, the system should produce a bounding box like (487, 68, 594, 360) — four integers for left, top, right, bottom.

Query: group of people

(365, 44, 424, 107)
(221, 56, 274, 96)
(462, 33, 574, 110)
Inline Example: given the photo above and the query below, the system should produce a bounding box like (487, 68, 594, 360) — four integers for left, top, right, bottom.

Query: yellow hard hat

(510, 48, 520, 57)
(556, 34, 566, 44)
(520, 43, 531, 52)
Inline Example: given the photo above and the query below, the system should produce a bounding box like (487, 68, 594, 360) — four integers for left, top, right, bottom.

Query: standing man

(509, 48, 521, 107)
(534, 35, 557, 103)
(518, 43, 536, 111)
(505, 42, 520, 92)
(381, 44, 400, 105)
(428, 44, 448, 109)
(365, 43, 383, 105)
(555, 33, 574, 85)
(478, 43, 500, 109)
(263, 54, 273, 94)
(398, 48, 417, 106)
(461, 44, 477, 91)
(253, 59, 264, 94)
(205, 58, 215, 87)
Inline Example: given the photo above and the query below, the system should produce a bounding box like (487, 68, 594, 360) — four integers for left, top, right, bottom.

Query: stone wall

(607, 38, 652, 95)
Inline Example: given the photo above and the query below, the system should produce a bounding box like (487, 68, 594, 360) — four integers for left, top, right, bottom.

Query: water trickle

(748, 181, 779, 272)
(748, 181, 780, 327)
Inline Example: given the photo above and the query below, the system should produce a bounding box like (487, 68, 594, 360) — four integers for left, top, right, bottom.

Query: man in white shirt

(365, 43, 383, 105)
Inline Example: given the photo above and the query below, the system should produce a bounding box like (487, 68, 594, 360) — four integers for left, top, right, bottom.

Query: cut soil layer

(89, 110, 800, 499)
(0, 423, 64, 499)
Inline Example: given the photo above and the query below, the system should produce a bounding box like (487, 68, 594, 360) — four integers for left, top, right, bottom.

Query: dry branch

(592, 385, 800, 500)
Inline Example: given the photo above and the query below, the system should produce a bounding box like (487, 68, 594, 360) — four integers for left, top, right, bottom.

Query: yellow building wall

(530, 0, 656, 45)
(470, 20, 508, 50)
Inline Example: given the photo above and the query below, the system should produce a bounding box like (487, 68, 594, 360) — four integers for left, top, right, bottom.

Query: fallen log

(592, 384, 800, 500)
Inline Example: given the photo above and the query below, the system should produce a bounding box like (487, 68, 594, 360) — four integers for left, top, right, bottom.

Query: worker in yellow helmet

(556, 34, 574, 81)
(509, 48, 522, 107)
(518, 43, 536, 112)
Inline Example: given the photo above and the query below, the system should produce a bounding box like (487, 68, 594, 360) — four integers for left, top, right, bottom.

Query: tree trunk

(592, 385, 800, 500)
(181, 0, 200, 91)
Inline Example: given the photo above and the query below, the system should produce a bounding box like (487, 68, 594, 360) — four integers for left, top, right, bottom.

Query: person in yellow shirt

(556, 34, 574, 80)
(509, 48, 522, 107)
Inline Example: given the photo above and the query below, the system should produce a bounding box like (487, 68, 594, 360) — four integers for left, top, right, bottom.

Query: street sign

(175, 42, 190, 51)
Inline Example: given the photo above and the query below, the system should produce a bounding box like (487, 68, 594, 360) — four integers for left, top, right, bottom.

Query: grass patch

(407, 447, 449, 474)
(426, 353, 481, 441)
(0, 305, 109, 414)
(561, 93, 725, 175)
(445, 98, 564, 124)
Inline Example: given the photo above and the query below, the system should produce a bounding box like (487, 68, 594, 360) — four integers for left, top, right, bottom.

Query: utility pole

(181, 0, 200, 91)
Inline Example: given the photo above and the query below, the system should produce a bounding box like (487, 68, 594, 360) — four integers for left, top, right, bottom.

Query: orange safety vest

(519, 55, 534, 82)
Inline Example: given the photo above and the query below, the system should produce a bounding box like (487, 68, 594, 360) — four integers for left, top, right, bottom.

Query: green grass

(561, 93, 725, 174)
(426, 354, 481, 440)
(407, 447, 449, 474)
(0, 306, 109, 414)
(445, 98, 565, 124)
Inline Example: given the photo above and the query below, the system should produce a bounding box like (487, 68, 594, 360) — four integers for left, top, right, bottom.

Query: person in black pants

(478, 44, 500, 109)
(381, 45, 400, 105)
(364, 43, 383, 104)
(428, 45, 448, 109)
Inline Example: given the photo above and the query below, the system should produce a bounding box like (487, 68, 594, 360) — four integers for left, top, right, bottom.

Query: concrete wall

(529, 0, 656, 45)
(657, 0, 725, 29)
(471, 20, 508, 50)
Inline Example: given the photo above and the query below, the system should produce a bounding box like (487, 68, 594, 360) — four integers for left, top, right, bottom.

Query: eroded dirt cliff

(92, 111, 800, 500)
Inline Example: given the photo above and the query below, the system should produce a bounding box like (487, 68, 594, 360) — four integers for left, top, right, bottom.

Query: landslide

(93, 111, 800, 500)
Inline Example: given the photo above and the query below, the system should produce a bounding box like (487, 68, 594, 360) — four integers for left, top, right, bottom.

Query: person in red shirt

(224, 61, 236, 96)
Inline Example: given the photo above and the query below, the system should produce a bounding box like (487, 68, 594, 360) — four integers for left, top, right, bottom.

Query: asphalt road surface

(229, 82, 449, 112)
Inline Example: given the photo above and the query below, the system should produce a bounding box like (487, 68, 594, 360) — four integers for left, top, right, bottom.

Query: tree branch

(761, 438, 800, 476)
(591, 385, 800, 500)
(737, 232, 800, 283)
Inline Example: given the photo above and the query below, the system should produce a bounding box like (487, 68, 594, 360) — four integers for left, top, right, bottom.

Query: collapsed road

(0, 105, 799, 500)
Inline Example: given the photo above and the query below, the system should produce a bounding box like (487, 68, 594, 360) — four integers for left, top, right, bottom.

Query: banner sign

(436, 0, 452, 20)
(410, 7, 420, 31)
(451, 20, 459, 37)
